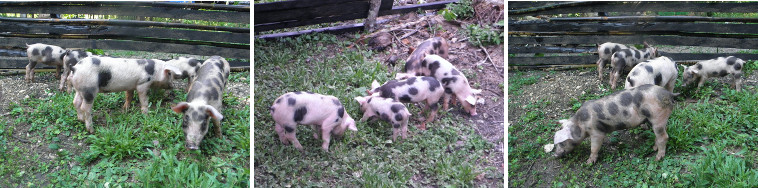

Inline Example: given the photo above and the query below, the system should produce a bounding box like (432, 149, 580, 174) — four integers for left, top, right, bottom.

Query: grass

(508, 68, 758, 187)
(254, 33, 502, 187)
(0, 71, 250, 187)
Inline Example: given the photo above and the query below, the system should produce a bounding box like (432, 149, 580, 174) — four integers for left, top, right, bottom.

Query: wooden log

(0, 3, 249, 24)
(509, 35, 758, 49)
(256, 18, 391, 39)
(0, 22, 250, 44)
(510, 22, 758, 35)
(0, 17, 249, 33)
(0, 37, 250, 59)
(508, 46, 597, 53)
(509, 1, 758, 16)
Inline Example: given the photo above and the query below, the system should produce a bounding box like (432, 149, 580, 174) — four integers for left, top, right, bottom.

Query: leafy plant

(465, 24, 503, 46)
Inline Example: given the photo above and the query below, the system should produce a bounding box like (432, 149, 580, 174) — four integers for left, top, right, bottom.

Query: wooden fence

(508, 1, 758, 69)
(254, 0, 457, 39)
(0, 1, 250, 69)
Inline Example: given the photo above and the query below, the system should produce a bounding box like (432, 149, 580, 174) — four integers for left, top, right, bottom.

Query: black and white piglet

(354, 96, 411, 141)
(269, 92, 357, 152)
(367, 76, 443, 130)
(60, 50, 94, 92)
(553, 85, 677, 164)
(417, 55, 481, 116)
(682, 56, 744, 92)
(596, 42, 636, 80)
(166, 57, 203, 91)
(395, 37, 449, 79)
(71, 56, 181, 133)
(172, 56, 230, 150)
(625, 56, 678, 92)
(25, 43, 67, 83)
(609, 42, 659, 89)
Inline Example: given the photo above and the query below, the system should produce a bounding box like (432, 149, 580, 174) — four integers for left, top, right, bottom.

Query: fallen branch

(349, 16, 430, 48)
(478, 43, 500, 73)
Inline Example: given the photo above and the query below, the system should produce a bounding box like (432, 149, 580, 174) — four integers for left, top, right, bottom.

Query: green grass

(254, 33, 501, 187)
(508, 71, 543, 96)
(0, 72, 250, 187)
(508, 69, 758, 187)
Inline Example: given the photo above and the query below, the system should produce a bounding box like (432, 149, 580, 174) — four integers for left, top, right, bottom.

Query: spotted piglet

(552, 85, 678, 164)
(166, 57, 203, 91)
(609, 42, 660, 89)
(625, 56, 678, 92)
(395, 37, 449, 79)
(368, 76, 443, 130)
(171, 56, 229, 150)
(418, 55, 481, 116)
(596, 42, 636, 80)
(25, 43, 67, 83)
(682, 56, 744, 92)
(60, 50, 93, 92)
(269, 92, 357, 152)
(71, 56, 182, 133)
(354, 96, 411, 141)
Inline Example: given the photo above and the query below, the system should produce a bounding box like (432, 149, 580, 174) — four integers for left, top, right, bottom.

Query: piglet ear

(165, 66, 182, 76)
(465, 95, 477, 105)
(204, 105, 224, 121)
(691, 69, 699, 74)
(353, 96, 366, 104)
(371, 80, 380, 90)
(172, 102, 189, 113)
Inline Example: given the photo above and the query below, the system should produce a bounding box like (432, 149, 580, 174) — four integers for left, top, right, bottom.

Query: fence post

(365, 0, 382, 32)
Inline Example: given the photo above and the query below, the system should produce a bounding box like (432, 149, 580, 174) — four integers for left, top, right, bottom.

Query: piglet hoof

(417, 123, 426, 130)
(655, 154, 665, 161)
(586, 157, 597, 165)
(86, 127, 95, 134)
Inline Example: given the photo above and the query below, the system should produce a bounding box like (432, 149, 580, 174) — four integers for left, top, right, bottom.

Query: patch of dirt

(508, 67, 758, 187)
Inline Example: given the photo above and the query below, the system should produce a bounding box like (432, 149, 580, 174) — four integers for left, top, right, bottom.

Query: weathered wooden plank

(255, 12, 365, 32)
(0, 23, 250, 44)
(509, 35, 758, 49)
(256, 19, 393, 39)
(0, 5, 250, 24)
(254, 0, 365, 12)
(508, 1, 564, 10)
(378, 0, 458, 16)
(508, 46, 597, 53)
(0, 57, 250, 69)
(0, 37, 250, 59)
(507, 53, 758, 66)
(255, 1, 455, 33)
(0, 17, 249, 33)
(254, 1, 369, 25)
(0, 1, 250, 12)
(509, 1, 758, 16)
(510, 22, 758, 35)
(551, 16, 758, 23)
(508, 56, 594, 65)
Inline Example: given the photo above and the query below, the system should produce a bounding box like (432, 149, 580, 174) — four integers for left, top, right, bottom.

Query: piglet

(417, 55, 481, 116)
(172, 56, 229, 150)
(71, 56, 182, 133)
(395, 37, 449, 79)
(354, 96, 411, 141)
(625, 56, 678, 92)
(553, 84, 678, 164)
(25, 43, 67, 83)
(166, 57, 203, 91)
(596, 42, 636, 80)
(368, 76, 443, 130)
(609, 42, 659, 89)
(682, 56, 744, 92)
(60, 49, 93, 92)
(269, 92, 357, 152)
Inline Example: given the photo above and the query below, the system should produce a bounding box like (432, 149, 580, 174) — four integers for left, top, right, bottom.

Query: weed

(441, 0, 474, 21)
(464, 24, 504, 46)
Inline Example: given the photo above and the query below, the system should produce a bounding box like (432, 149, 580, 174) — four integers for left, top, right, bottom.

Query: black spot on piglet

(293, 107, 307, 122)
(98, 70, 111, 87)
(288, 98, 296, 106)
(394, 114, 403, 121)
(390, 104, 404, 113)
